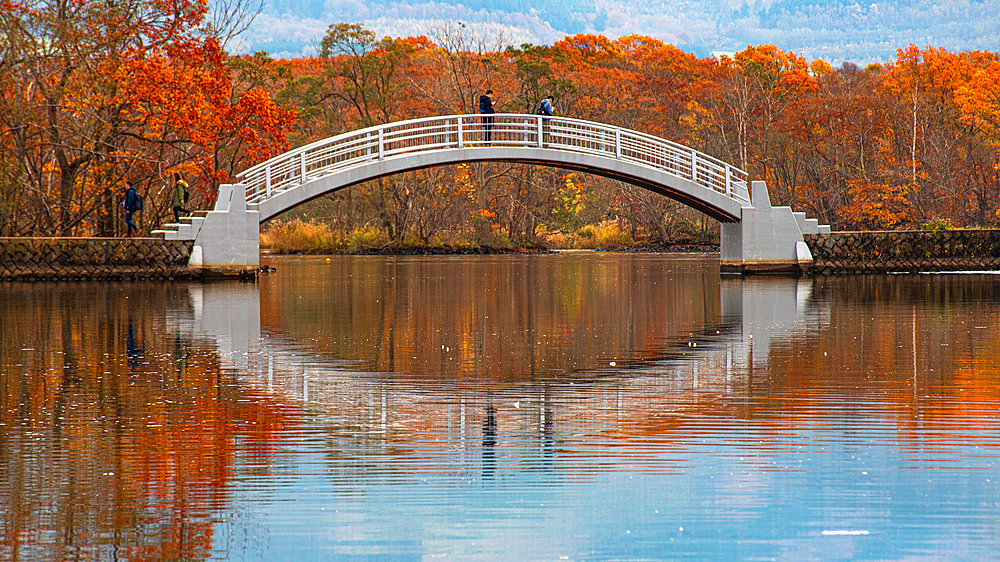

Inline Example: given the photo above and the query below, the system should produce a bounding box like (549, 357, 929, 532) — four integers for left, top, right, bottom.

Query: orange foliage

(113, 38, 296, 198)
(841, 180, 914, 229)
(554, 34, 623, 67)
(732, 44, 817, 96)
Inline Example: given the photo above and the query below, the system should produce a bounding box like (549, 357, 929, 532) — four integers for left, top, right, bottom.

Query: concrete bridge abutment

(156, 182, 260, 271)
(720, 181, 828, 274)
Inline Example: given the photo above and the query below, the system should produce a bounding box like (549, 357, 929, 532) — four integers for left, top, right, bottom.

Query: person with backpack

(479, 89, 496, 142)
(536, 95, 555, 118)
(123, 180, 140, 236)
(172, 171, 191, 222)
(535, 95, 556, 146)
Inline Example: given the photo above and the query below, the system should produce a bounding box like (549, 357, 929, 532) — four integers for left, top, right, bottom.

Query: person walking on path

(123, 181, 139, 236)
(172, 172, 191, 222)
(479, 89, 496, 142)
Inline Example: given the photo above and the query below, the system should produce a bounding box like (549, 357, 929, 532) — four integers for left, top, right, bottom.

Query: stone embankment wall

(804, 230, 1000, 274)
(0, 237, 203, 280)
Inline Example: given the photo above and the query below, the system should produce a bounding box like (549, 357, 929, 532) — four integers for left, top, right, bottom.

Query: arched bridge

(237, 114, 750, 222)
(156, 115, 827, 273)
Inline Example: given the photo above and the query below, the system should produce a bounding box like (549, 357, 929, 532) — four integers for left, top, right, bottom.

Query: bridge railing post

(378, 128, 385, 161)
(300, 152, 307, 185)
(615, 129, 622, 159)
(725, 165, 731, 197)
(691, 152, 698, 182)
(457, 116, 464, 148)
(265, 166, 271, 198)
(537, 117, 544, 148)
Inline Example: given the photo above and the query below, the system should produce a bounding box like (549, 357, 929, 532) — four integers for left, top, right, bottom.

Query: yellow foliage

(539, 221, 634, 249)
(345, 226, 388, 248)
(260, 219, 339, 253)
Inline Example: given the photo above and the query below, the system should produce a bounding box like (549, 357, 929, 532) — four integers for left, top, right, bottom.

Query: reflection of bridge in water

(188, 277, 827, 454)
(157, 115, 827, 273)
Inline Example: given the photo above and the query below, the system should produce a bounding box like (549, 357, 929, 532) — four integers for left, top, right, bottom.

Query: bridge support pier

(190, 183, 260, 270)
(721, 181, 824, 274)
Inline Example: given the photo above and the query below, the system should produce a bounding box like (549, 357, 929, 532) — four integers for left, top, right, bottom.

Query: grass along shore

(260, 219, 718, 254)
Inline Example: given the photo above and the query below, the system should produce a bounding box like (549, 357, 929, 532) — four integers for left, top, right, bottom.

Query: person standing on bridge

(172, 171, 191, 223)
(479, 89, 496, 142)
(536, 95, 555, 146)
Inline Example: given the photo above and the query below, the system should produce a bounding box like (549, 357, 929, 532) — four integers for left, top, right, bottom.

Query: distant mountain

(728, 0, 1000, 62)
(231, 0, 1000, 64)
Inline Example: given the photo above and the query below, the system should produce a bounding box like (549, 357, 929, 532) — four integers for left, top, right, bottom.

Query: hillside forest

(5, 2, 1000, 249)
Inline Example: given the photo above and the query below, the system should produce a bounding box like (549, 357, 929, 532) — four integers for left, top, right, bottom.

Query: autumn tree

(318, 23, 423, 127)
(883, 46, 1000, 226)
(0, 0, 208, 235)
(113, 39, 295, 214)
(504, 43, 576, 114)
(954, 56, 1000, 225)
(685, 45, 816, 203)
(550, 34, 719, 241)
(0, 0, 293, 236)
(780, 62, 892, 227)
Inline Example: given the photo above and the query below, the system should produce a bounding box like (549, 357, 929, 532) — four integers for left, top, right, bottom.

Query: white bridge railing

(237, 114, 750, 206)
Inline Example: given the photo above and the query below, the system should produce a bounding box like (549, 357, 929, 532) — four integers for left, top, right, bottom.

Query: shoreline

(261, 242, 721, 256)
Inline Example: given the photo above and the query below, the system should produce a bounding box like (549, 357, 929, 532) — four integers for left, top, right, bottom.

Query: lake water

(2, 253, 1000, 560)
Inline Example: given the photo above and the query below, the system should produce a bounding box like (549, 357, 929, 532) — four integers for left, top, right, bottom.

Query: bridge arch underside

(253, 147, 744, 224)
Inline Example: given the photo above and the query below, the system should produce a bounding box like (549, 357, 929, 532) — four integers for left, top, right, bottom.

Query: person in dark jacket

(537, 95, 555, 118)
(537, 95, 555, 145)
(123, 181, 139, 236)
(479, 89, 496, 142)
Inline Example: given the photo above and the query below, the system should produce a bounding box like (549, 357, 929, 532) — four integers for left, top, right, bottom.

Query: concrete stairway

(152, 211, 208, 240)
(793, 211, 831, 234)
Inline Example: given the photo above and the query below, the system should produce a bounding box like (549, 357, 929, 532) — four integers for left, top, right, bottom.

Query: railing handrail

(236, 114, 749, 207)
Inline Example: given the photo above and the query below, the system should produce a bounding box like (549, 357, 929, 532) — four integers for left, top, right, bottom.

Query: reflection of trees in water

(254, 339, 736, 483)
(254, 255, 736, 479)
(259, 255, 725, 381)
(0, 282, 295, 560)
(759, 275, 1000, 422)
(9, 260, 995, 556)
(249, 267, 1000, 486)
